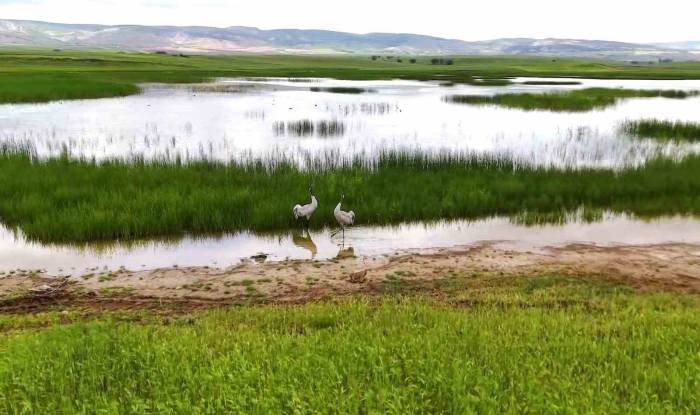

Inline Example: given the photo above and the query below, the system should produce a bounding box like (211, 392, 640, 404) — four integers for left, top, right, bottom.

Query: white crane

(293, 185, 318, 229)
(332, 194, 355, 238)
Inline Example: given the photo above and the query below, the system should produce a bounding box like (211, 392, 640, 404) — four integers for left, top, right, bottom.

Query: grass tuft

(619, 119, 700, 142)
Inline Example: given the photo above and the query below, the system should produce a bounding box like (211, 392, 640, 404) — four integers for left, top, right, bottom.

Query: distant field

(0, 150, 698, 243)
(4, 49, 700, 102)
(1, 274, 699, 413)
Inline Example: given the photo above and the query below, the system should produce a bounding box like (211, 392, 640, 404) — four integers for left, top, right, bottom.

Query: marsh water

(2, 77, 700, 274)
(1, 214, 700, 275)
(2, 77, 700, 167)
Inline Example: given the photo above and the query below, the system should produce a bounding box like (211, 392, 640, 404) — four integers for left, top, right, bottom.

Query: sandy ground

(1, 242, 699, 313)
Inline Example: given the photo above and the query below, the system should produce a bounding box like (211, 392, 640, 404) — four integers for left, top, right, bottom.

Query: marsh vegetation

(445, 88, 700, 112)
(310, 87, 373, 94)
(272, 120, 346, 137)
(620, 119, 700, 142)
(0, 149, 699, 243)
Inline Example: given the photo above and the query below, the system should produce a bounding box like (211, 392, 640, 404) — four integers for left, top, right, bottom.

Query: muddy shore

(1, 242, 698, 313)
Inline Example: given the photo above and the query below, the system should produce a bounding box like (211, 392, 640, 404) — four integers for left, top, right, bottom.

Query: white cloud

(0, 0, 698, 43)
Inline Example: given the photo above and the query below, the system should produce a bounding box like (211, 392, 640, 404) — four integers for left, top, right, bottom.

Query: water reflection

(292, 230, 318, 259)
(1, 213, 700, 275)
(2, 77, 700, 168)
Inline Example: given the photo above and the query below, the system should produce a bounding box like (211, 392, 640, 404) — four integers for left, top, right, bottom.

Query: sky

(0, 0, 698, 43)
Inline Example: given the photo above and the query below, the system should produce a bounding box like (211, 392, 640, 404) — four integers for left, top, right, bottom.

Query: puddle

(1, 214, 699, 276)
(1, 78, 700, 168)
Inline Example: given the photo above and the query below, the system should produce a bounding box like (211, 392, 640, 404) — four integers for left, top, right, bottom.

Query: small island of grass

(620, 119, 700, 142)
(444, 88, 699, 112)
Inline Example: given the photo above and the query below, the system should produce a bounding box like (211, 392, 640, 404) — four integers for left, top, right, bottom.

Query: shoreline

(2, 241, 698, 314)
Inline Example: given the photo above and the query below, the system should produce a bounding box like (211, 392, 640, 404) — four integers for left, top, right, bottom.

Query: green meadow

(1, 275, 699, 413)
(5, 49, 700, 103)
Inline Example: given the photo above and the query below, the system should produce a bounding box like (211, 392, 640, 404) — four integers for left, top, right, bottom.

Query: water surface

(2, 214, 699, 276)
(2, 77, 700, 168)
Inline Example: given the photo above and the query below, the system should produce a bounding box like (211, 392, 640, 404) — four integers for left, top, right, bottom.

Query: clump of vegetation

(430, 58, 454, 65)
(272, 120, 346, 137)
(520, 80, 582, 85)
(1, 275, 700, 413)
(0, 149, 699, 243)
(445, 88, 700, 112)
(469, 78, 512, 86)
(309, 87, 373, 94)
(619, 119, 700, 142)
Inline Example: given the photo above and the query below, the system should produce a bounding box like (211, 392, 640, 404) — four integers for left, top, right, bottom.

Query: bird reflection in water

(292, 230, 318, 259)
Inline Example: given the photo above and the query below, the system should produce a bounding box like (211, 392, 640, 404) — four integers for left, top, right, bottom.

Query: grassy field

(445, 88, 700, 112)
(1, 274, 699, 413)
(5, 49, 700, 102)
(0, 150, 699, 243)
(621, 119, 700, 141)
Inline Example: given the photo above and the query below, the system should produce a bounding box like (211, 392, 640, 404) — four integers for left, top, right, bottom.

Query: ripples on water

(2, 77, 700, 169)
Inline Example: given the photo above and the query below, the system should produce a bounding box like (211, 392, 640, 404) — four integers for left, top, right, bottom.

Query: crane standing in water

(332, 194, 355, 238)
(293, 185, 318, 229)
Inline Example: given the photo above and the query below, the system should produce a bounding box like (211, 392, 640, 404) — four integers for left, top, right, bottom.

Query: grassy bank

(1, 275, 699, 413)
(0, 151, 699, 243)
(445, 88, 700, 112)
(621, 119, 700, 141)
(5, 49, 700, 102)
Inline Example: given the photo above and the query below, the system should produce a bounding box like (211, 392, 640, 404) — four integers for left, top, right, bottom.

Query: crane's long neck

(310, 195, 318, 208)
(334, 202, 341, 214)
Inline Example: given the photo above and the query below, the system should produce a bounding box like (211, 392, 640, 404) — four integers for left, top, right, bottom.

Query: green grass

(620, 119, 700, 142)
(1, 275, 699, 413)
(6, 49, 700, 103)
(0, 150, 699, 243)
(445, 88, 700, 112)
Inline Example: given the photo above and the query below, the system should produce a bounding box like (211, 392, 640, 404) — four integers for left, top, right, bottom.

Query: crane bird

(293, 185, 318, 229)
(332, 194, 355, 238)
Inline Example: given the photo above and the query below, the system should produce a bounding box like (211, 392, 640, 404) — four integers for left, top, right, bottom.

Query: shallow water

(2, 77, 700, 168)
(1, 214, 699, 276)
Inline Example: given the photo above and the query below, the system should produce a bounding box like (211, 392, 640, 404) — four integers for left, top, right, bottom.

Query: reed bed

(619, 119, 700, 142)
(0, 148, 698, 243)
(520, 80, 582, 85)
(310, 87, 373, 94)
(445, 88, 700, 112)
(272, 120, 346, 137)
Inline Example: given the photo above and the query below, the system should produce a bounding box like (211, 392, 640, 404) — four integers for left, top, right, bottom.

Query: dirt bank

(1, 242, 698, 313)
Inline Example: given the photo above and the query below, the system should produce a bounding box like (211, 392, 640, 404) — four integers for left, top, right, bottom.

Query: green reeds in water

(0, 148, 700, 243)
(310, 87, 373, 94)
(445, 88, 700, 112)
(619, 119, 700, 142)
(273, 120, 346, 137)
(520, 80, 582, 85)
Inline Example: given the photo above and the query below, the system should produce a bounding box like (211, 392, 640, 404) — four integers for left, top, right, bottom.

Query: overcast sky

(0, 0, 698, 43)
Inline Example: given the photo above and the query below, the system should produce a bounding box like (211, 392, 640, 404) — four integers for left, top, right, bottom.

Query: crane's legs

(330, 226, 344, 238)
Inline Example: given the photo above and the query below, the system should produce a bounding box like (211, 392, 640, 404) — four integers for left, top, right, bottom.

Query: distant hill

(1, 19, 698, 61)
(654, 41, 700, 51)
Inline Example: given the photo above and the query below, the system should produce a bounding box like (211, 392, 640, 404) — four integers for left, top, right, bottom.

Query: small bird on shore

(332, 194, 355, 238)
(293, 185, 318, 229)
